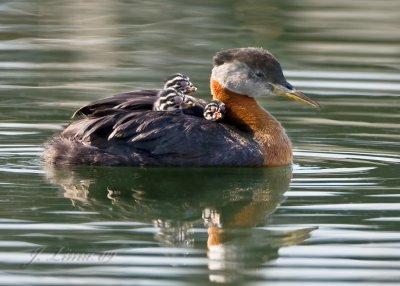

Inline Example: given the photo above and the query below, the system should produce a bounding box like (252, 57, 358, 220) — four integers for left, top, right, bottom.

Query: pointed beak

(186, 84, 198, 93)
(270, 82, 320, 109)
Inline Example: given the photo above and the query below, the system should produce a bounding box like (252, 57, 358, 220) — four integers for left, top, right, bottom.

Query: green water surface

(0, 1, 399, 285)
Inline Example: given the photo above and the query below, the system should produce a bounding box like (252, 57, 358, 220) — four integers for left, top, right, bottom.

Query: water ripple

(294, 149, 400, 164)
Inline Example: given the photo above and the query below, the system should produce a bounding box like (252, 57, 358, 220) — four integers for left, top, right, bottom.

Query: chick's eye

(255, 71, 264, 78)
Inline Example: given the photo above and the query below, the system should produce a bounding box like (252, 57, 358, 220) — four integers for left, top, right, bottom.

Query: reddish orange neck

(210, 79, 292, 166)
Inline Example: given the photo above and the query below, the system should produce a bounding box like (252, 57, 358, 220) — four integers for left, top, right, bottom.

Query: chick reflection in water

(45, 166, 314, 282)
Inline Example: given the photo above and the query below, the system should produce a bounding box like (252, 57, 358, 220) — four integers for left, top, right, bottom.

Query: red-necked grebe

(43, 47, 319, 167)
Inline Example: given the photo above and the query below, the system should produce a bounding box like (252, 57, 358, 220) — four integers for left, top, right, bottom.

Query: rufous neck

(210, 79, 292, 166)
(210, 79, 277, 132)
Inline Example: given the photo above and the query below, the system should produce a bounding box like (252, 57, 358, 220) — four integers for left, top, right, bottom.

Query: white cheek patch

(211, 61, 272, 97)
(211, 61, 248, 92)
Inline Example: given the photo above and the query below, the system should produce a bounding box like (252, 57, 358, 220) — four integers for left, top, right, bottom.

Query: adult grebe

(43, 47, 319, 167)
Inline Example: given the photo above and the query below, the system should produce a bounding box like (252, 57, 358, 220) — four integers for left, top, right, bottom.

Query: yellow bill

(270, 83, 320, 109)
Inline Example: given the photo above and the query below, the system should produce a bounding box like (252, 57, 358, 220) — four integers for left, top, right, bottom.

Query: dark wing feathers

(107, 110, 164, 139)
(80, 114, 121, 140)
(72, 89, 160, 118)
(114, 97, 154, 110)
(50, 90, 264, 166)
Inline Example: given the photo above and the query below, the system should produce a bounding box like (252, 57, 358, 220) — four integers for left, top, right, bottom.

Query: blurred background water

(0, 0, 399, 285)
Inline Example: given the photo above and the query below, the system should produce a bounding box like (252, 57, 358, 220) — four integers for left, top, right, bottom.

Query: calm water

(1, 0, 400, 285)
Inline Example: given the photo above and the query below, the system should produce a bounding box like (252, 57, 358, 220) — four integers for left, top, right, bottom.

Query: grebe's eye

(255, 71, 264, 78)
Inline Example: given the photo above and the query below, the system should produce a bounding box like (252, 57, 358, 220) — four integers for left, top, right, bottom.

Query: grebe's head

(164, 73, 197, 94)
(211, 47, 319, 108)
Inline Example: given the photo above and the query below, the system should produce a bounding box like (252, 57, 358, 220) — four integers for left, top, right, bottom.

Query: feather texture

(44, 89, 263, 166)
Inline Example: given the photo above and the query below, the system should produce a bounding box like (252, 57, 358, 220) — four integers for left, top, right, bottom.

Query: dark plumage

(44, 105, 263, 166)
(72, 89, 158, 118)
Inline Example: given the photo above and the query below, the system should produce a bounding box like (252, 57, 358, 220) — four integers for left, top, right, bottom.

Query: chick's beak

(186, 84, 198, 93)
(270, 82, 320, 109)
